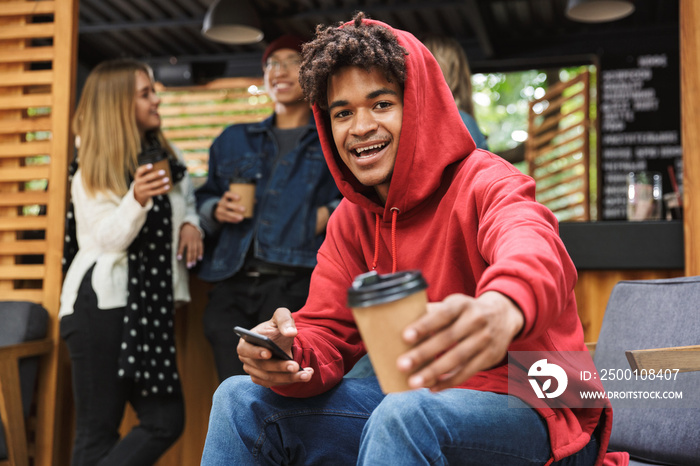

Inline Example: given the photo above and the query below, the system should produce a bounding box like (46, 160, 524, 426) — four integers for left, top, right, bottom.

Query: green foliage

(472, 70, 547, 154)
(472, 65, 595, 154)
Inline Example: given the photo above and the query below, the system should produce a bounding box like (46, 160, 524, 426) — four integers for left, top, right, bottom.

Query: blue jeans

(201, 375, 599, 465)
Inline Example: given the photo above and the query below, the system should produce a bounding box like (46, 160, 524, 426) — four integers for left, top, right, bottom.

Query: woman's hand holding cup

(133, 163, 171, 207)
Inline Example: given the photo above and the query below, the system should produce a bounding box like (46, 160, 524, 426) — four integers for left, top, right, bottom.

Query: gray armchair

(0, 301, 51, 466)
(592, 277, 700, 465)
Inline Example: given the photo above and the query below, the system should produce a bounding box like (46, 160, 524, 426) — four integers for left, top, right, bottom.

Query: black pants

(60, 268, 184, 466)
(203, 269, 312, 382)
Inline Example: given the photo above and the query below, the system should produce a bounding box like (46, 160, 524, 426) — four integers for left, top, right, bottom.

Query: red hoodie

(274, 18, 628, 466)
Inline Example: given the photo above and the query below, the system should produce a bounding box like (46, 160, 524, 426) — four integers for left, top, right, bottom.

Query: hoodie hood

(312, 18, 477, 218)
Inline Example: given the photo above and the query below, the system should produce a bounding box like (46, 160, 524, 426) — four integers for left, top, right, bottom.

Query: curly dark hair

(299, 12, 408, 110)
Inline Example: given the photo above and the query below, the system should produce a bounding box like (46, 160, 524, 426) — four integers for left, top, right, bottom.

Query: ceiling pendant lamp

(202, 0, 264, 44)
(565, 0, 635, 23)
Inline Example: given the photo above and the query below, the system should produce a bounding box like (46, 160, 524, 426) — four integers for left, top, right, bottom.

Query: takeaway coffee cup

(138, 146, 172, 193)
(229, 177, 256, 218)
(347, 270, 428, 393)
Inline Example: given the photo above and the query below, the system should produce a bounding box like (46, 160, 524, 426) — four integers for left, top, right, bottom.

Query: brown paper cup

(151, 158, 172, 193)
(351, 289, 427, 393)
(229, 182, 256, 218)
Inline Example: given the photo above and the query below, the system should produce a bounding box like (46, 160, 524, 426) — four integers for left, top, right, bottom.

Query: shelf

(558, 221, 684, 270)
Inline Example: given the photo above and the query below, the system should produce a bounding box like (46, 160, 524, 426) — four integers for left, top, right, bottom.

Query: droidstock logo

(528, 359, 568, 399)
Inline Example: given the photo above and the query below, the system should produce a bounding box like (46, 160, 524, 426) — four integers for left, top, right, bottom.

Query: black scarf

(63, 143, 187, 397)
(121, 142, 187, 397)
(62, 156, 79, 275)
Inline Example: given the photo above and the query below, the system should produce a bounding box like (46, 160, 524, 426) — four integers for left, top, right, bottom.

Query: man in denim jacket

(195, 35, 341, 381)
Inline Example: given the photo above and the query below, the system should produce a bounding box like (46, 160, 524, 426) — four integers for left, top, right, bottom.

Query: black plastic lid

(347, 270, 427, 308)
(138, 146, 168, 165)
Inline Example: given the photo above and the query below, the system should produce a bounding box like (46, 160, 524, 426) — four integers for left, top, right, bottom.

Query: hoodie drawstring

(390, 207, 399, 273)
(372, 208, 400, 273)
(372, 214, 380, 270)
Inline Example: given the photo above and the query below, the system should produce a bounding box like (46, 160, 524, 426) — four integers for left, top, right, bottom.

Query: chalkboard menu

(599, 51, 682, 220)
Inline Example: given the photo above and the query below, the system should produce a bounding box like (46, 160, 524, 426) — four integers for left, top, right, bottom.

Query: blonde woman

(422, 35, 489, 150)
(59, 59, 203, 465)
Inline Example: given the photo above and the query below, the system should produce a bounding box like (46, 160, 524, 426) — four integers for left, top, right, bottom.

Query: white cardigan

(59, 161, 201, 318)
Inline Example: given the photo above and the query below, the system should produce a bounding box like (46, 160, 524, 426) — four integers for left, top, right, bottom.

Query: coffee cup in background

(347, 270, 428, 393)
(626, 171, 662, 221)
(138, 147, 172, 193)
(229, 177, 256, 219)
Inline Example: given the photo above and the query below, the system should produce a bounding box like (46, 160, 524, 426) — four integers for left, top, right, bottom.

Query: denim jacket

(195, 114, 340, 282)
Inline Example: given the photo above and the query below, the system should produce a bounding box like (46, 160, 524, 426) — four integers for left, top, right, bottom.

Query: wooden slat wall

(157, 77, 273, 184)
(526, 71, 592, 221)
(0, 0, 78, 465)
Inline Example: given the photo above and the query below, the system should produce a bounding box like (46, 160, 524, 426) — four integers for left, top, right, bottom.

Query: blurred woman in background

(423, 35, 489, 150)
(60, 59, 203, 465)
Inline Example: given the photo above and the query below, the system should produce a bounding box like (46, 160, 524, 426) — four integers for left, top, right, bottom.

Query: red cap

(261, 34, 305, 67)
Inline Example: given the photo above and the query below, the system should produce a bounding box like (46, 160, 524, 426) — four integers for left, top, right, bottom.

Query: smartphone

(233, 326, 292, 361)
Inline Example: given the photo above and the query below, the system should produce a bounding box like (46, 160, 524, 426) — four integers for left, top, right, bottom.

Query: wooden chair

(0, 302, 51, 466)
(591, 277, 700, 465)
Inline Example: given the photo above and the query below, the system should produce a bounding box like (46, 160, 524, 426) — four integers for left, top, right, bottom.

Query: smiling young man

(201, 14, 627, 466)
(328, 66, 402, 202)
(194, 35, 341, 381)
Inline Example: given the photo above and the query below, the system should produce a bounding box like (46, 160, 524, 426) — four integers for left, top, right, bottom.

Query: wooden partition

(526, 71, 592, 221)
(155, 76, 272, 182)
(0, 0, 78, 464)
